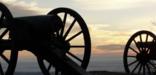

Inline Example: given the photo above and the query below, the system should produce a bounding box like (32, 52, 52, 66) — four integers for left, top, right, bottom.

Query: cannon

(124, 30, 156, 75)
(0, 2, 91, 75)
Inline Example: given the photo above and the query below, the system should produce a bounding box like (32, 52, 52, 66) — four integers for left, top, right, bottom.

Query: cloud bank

(96, 44, 124, 51)
(0, 0, 50, 17)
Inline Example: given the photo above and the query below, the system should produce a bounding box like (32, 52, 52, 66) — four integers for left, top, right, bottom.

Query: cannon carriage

(0, 3, 91, 75)
(124, 30, 156, 75)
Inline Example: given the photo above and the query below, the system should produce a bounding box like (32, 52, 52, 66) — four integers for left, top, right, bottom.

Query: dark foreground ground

(89, 71, 127, 75)
(14, 71, 127, 75)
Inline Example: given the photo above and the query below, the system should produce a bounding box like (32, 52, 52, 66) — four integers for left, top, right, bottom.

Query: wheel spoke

(63, 13, 67, 25)
(133, 39, 141, 52)
(66, 31, 82, 42)
(128, 55, 136, 58)
(143, 65, 145, 75)
(138, 64, 142, 75)
(148, 61, 156, 69)
(145, 34, 148, 43)
(0, 63, 4, 75)
(146, 64, 152, 75)
(0, 29, 8, 39)
(129, 46, 139, 54)
(60, 13, 67, 37)
(128, 60, 138, 66)
(140, 34, 142, 43)
(131, 62, 140, 74)
(143, 34, 149, 51)
(70, 45, 85, 48)
(67, 52, 82, 62)
(146, 48, 150, 54)
(139, 34, 144, 51)
(63, 19, 76, 39)
(0, 54, 9, 63)
(48, 64, 52, 71)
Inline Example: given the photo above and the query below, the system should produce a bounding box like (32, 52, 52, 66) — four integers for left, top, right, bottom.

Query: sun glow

(0, 0, 156, 58)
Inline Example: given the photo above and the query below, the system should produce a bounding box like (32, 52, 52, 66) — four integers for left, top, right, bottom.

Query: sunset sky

(1, 0, 156, 56)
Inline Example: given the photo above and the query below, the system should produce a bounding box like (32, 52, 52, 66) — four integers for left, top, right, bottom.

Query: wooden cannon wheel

(37, 8, 91, 75)
(0, 2, 18, 75)
(124, 30, 156, 75)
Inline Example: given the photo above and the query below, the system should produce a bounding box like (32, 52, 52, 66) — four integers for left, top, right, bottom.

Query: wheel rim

(38, 8, 91, 75)
(0, 3, 18, 75)
(124, 30, 156, 75)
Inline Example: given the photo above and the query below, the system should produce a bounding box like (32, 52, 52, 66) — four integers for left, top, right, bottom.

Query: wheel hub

(59, 39, 70, 52)
(137, 50, 149, 64)
(52, 37, 70, 54)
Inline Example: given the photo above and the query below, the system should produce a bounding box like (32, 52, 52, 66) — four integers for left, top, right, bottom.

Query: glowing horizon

(1, 0, 156, 57)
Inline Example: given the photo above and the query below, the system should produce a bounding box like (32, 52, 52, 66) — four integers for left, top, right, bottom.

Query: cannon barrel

(1, 15, 63, 43)
(1, 15, 63, 32)
(14, 15, 63, 32)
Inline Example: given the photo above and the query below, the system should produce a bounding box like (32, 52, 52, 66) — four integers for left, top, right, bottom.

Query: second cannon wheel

(124, 30, 156, 75)
(37, 8, 91, 75)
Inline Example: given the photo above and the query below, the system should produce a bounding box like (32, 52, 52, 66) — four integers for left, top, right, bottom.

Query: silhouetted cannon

(124, 30, 156, 75)
(0, 2, 91, 75)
